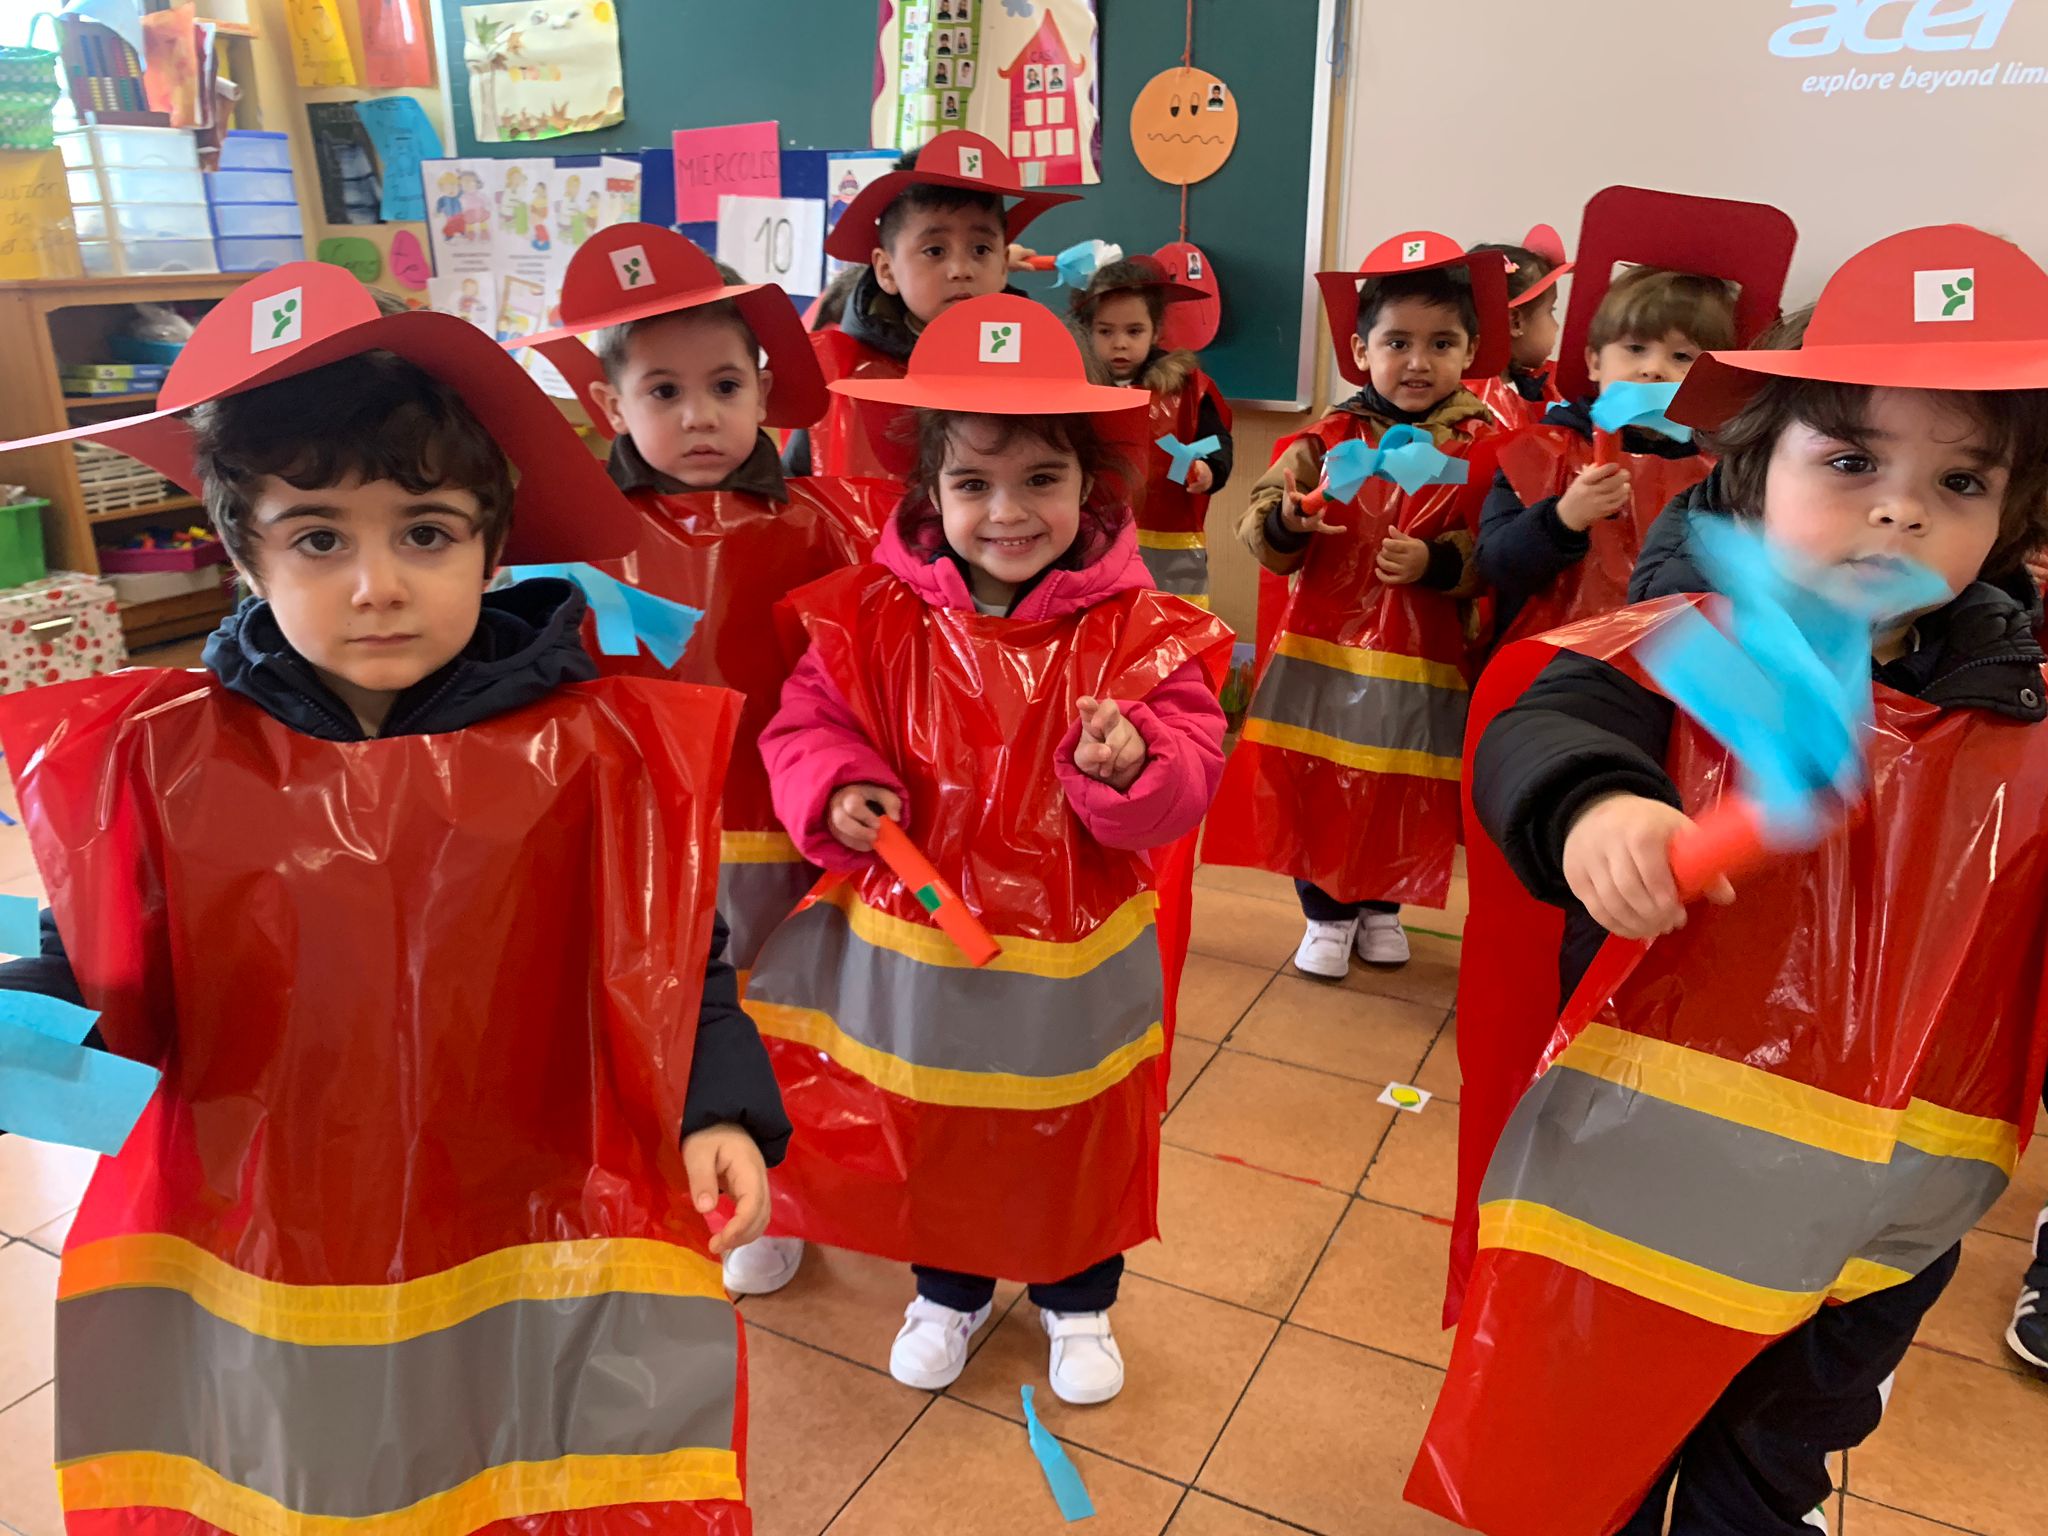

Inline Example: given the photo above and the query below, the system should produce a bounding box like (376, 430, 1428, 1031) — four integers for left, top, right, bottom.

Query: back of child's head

(1070, 260, 1169, 329)
(191, 349, 515, 573)
(812, 263, 864, 331)
(1706, 305, 2048, 579)
(1355, 268, 1480, 342)
(591, 258, 761, 383)
(1469, 242, 1557, 308)
(900, 410, 1134, 560)
(1589, 266, 1740, 353)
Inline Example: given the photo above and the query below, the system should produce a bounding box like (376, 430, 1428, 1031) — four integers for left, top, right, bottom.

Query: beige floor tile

(1853, 1346, 2048, 1535)
(1199, 1325, 1461, 1535)
(1293, 1200, 1456, 1369)
(1226, 974, 1444, 1087)
(1918, 1228, 2034, 1376)
(1977, 1134, 2048, 1243)
(1841, 1497, 1982, 1534)
(20, 1210, 72, 1258)
(746, 1328, 926, 1536)
(740, 1244, 1022, 1377)
(1191, 863, 1295, 904)
(0, 825, 37, 892)
(1165, 1037, 1218, 1115)
(1164, 1049, 1396, 1192)
(1333, 931, 1461, 1012)
(1175, 954, 1273, 1046)
(0, 1383, 60, 1536)
(823, 1396, 1181, 1536)
(0, 1242, 57, 1409)
(1188, 887, 1305, 972)
(1411, 1019, 1461, 1104)
(1127, 1146, 1347, 1317)
(1359, 1100, 1459, 1218)
(950, 1273, 1276, 1484)
(1417, 876, 1467, 940)
(0, 1139, 96, 1239)
(1162, 1494, 1304, 1535)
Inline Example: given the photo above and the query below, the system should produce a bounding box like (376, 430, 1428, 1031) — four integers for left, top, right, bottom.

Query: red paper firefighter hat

(1552, 185, 1799, 399)
(823, 130, 1080, 263)
(830, 293, 1147, 416)
(507, 223, 827, 437)
(1154, 240, 1221, 350)
(0, 263, 635, 564)
(1316, 232, 1513, 385)
(1673, 225, 2048, 429)
(1070, 252, 1210, 319)
(1506, 221, 1574, 309)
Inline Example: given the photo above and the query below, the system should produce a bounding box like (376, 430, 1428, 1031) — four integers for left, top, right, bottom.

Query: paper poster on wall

(600, 154, 642, 228)
(825, 150, 898, 277)
(716, 195, 824, 295)
(307, 102, 382, 225)
(462, 1, 624, 143)
(356, 95, 442, 222)
(872, 0, 1099, 185)
(358, 0, 435, 89)
(1129, 66, 1238, 186)
(672, 121, 780, 226)
(286, 0, 357, 88)
(429, 272, 494, 331)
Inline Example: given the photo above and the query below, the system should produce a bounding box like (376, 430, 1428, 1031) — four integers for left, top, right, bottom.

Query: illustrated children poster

(461, 1, 625, 143)
(871, 0, 1101, 186)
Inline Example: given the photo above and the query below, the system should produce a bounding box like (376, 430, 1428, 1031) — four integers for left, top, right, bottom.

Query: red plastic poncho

(1129, 362, 1232, 609)
(1469, 371, 1561, 434)
(1203, 412, 1495, 907)
(809, 328, 910, 479)
(745, 563, 1232, 1282)
(1488, 425, 1714, 651)
(1412, 600, 2048, 1536)
(2, 670, 754, 1536)
(587, 478, 893, 969)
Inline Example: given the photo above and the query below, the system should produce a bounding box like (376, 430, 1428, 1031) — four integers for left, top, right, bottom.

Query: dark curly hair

(898, 410, 1135, 566)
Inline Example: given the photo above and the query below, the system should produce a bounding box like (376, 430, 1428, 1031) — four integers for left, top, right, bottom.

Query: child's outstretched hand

(1186, 460, 1215, 495)
(1277, 469, 1344, 539)
(828, 783, 903, 853)
(682, 1123, 770, 1256)
(1073, 696, 1148, 791)
(1376, 531, 1431, 586)
(1558, 462, 1633, 531)
(1007, 242, 1039, 271)
(1562, 792, 1734, 940)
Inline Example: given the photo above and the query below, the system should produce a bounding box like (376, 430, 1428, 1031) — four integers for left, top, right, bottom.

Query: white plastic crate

(56, 126, 200, 171)
(72, 441, 173, 516)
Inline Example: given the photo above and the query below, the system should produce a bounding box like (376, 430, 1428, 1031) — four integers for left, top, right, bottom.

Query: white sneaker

(1294, 918, 1357, 979)
(1355, 912, 1410, 967)
(889, 1296, 992, 1390)
(721, 1235, 805, 1296)
(1043, 1309, 1125, 1405)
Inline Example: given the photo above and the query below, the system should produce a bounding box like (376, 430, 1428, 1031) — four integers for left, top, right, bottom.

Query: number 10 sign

(716, 195, 826, 297)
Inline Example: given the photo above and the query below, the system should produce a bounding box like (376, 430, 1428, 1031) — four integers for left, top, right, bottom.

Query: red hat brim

(1317, 248, 1512, 384)
(829, 372, 1147, 415)
(511, 280, 827, 433)
(2, 308, 638, 566)
(824, 169, 1078, 264)
(1673, 340, 2048, 430)
(1509, 260, 1573, 309)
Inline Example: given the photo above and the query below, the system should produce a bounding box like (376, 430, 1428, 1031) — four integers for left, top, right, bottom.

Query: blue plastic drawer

(210, 202, 301, 239)
(215, 235, 306, 273)
(207, 169, 296, 205)
(218, 130, 291, 172)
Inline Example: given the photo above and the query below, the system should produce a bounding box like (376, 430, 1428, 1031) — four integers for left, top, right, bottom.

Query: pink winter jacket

(760, 520, 1227, 874)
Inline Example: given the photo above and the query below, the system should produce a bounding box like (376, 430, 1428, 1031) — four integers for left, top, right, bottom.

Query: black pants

(1296, 880, 1398, 922)
(1616, 1242, 1961, 1536)
(914, 1253, 1124, 1314)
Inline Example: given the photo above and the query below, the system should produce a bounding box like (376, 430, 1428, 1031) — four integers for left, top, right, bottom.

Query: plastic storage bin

(0, 501, 48, 590)
(206, 168, 295, 204)
(97, 538, 225, 574)
(79, 236, 219, 278)
(68, 164, 205, 206)
(56, 125, 199, 171)
(217, 130, 291, 172)
(209, 202, 300, 238)
(74, 201, 213, 243)
(215, 235, 305, 273)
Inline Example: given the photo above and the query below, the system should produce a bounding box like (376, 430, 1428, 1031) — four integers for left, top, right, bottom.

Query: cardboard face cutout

(1130, 66, 1239, 186)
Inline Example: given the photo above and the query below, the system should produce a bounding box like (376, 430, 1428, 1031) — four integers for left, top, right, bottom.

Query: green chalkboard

(441, 0, 1332, 404)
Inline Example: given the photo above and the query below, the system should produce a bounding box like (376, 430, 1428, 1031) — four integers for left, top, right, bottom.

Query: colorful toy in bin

(96, 525, 224, 574)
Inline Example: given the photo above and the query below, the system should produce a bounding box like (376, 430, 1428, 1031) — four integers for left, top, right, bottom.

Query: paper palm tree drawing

(464, 16, 524, 138)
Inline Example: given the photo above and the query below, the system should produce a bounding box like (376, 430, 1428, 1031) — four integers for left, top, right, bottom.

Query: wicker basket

(0, 46, 60, 152)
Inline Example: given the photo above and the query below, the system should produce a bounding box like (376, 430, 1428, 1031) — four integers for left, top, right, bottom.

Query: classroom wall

(1340, 0, 2048, 318)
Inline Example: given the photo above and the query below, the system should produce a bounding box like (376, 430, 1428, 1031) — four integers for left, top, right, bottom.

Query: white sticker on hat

(252, 287, 304, 353)
(611, 244, 653, 291)
(1402, 239, 1428, 264)
(1915, 268, 1976, 323)
(978, 320, 1020, 363)
(960, 145, 985, 179)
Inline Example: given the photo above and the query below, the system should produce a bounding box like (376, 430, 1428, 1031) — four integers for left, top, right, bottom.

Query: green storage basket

(0, 45, 60, 151)
(0, 499, 50, 591)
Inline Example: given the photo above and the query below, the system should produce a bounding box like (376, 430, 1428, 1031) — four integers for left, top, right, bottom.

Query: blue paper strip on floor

(1022, 1385, 1095, 1522)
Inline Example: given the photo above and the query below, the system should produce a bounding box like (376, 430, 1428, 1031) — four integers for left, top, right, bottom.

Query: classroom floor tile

(1223, 972, 1446, 1087)
(1163, 1048, 1396, 1192)
(1291, 1198, 1457, 1370)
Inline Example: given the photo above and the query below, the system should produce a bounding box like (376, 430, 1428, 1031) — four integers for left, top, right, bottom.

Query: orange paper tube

(1024, 254, 1058, 271)
(1667, 798, 1770, 903)
(872, 816, 1002, 967)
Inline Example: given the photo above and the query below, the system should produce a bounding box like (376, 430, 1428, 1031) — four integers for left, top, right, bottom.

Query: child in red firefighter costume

(514, 227, 894, 997)
(1476, 187, 1800, 654)
(0, 265, 790, 1536)
(1411, 225, 2048, 1536)
(1070, 254, 1236, 609)
(1202, 232, 1510, 979)
(1467, 223, 1573, 432)
(739, 294, 1232, 1404)
(783, 130, 1078, 479)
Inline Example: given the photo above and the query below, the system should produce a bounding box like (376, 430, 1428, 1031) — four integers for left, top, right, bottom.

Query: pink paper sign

(388, 228, 430, 290)
(671, 120, 782, 225)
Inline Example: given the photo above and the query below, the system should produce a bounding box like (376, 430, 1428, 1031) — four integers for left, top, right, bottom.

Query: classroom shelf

(119, 584, 235, 649)
(87, 495, 203, 526)
(64, 392, 158, 408)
